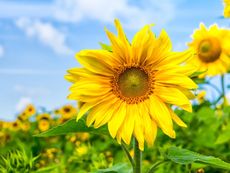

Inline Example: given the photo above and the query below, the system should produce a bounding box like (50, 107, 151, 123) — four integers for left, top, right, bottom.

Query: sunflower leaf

(34, 119, 109, 137)
(190, 70, 207, 78)
(92, 163, 132, 173)
(166, 146, 230, 170)
(99, 42, 112, 52)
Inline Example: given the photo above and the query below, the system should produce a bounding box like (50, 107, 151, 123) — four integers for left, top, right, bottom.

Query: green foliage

(35, 119, 108, 137)
(166, 146, 230, 170)
(99, 42, 112, 52)
(93, 163, 132, 173)
(0, 147, 38, 173)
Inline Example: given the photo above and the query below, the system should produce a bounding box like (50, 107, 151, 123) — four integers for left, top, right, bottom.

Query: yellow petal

(86, 98, 118, 127)
(120, 104, 135, 145)
(155, 74, 198, 89)
(155, 86, 192, 112)
(133, 104, 145, 151)
(139, 102, 157, 147)
(114, 19, 128, 44)
(149, 96, 175, 138)
(94, 99, 121, 128)
(108, 102, 127, 138)
(77, 93, 114, 121)
(105, 29, 129, 63)
(132, 25, 154, 65)
(158, 50, 195, 67)
(76, 50, 114, 76)
(168, 107, 187, 128)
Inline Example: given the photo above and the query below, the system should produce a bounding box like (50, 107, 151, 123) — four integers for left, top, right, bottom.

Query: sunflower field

(1, 1, 230, 173)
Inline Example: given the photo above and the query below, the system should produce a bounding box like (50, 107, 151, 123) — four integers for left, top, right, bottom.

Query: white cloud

(1, 0, 178, 30)
(14, 85, 50, 97)
(16, 17, 73, 55)
(0, 45, 4, 58)
(53, 0, 176, 29)
(16, 97, 32, 112)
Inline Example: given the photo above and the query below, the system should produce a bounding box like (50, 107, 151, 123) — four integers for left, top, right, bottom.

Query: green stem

(121, 142, 135, 168)
(147, 160, 168, 173)
(134, 138, 142, 173)
(212, 75, 225, 105)
(221, 75, 225, 98)
(205, 81, 222, 95)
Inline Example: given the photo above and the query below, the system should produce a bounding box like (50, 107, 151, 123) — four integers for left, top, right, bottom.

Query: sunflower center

(64, 107, 71, 113)
(198, 37, 221, 63)
(112, 66, 154, 104)
(118, 68, 149, 97)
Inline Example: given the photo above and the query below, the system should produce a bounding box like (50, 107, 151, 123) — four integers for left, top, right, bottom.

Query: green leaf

(99, 42, 112, 52)
(34, 119, 109, 137)
(215, 125, 230, 145)
(92, 163, 132, 173)
(215, 131, 230, 145)
(190, 70, 207, 78)
(166, 146, 230, 170)
(32, 165, 59, 173)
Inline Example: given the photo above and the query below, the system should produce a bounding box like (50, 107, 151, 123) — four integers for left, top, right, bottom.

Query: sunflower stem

(221, 75, 225, 99)
(121, 142, 135, 168)
(133, 138, 142, 173)
(147, 160, 169, 173)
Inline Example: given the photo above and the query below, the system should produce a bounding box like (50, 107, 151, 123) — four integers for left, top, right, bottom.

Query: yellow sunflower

(224, 0, 230, 18)
(188, 23, 230, 77)
(24, 104, 36, 116)
(60, 105, 77, 119)
(38, 119, 50, 132)
(65, 19, 197, 150)
(36, 113, 51, 121)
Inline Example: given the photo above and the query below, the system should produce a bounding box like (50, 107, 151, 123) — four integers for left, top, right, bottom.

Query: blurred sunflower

(24, 104, 36, 117)
(66, 19, 197, 150)
(53, 109, 61, 115)
(36, 113, 51, 121)
(224, 0, 230, 18)
(38, 119, 50, 132)
(197, 90, 206, 104)
(10, 120, 22, 131)
(60, 105, 77, 119)
(188, 24, 230, 77)
(21, 121, 31, 132)
(0, 121, 3, 129)
(36, 113, 51, 132)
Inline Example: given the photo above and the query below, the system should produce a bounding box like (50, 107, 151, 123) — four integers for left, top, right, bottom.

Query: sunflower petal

(76, 51, 114, 76)
(108, 102, 127, 138)
(149, 96, 175, 138)
(155, 86, 192, 112)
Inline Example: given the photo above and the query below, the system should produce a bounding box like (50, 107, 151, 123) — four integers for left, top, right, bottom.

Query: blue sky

(0, 0, 229, 120)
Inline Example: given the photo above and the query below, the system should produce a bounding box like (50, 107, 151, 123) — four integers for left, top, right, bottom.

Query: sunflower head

(66, 19, 197, 150)
(24, 104, 36, 117)
(60, 105, 77, 119)
(10, 120, 22, 131)
(188, 23, 230, 77)
(38, 119, 50, 132)
(36, 113, 51, 121)
(21, 121, 31, 132)
(224, 0, 230, 18)
(224, 5, 230, 18)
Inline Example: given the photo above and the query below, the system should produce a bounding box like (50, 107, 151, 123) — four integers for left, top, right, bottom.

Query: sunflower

(65, 19, 197, 150)
(38, 119, 50, 132)
(36, 113, 51, 121)
(188, 23, 230, 77)
(24, 104, 36, 117)
(10, 120, 21, 131)
(60, 105, 77, 119)
(224, 0, 230, 18)
(196, 90, 206, 104)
